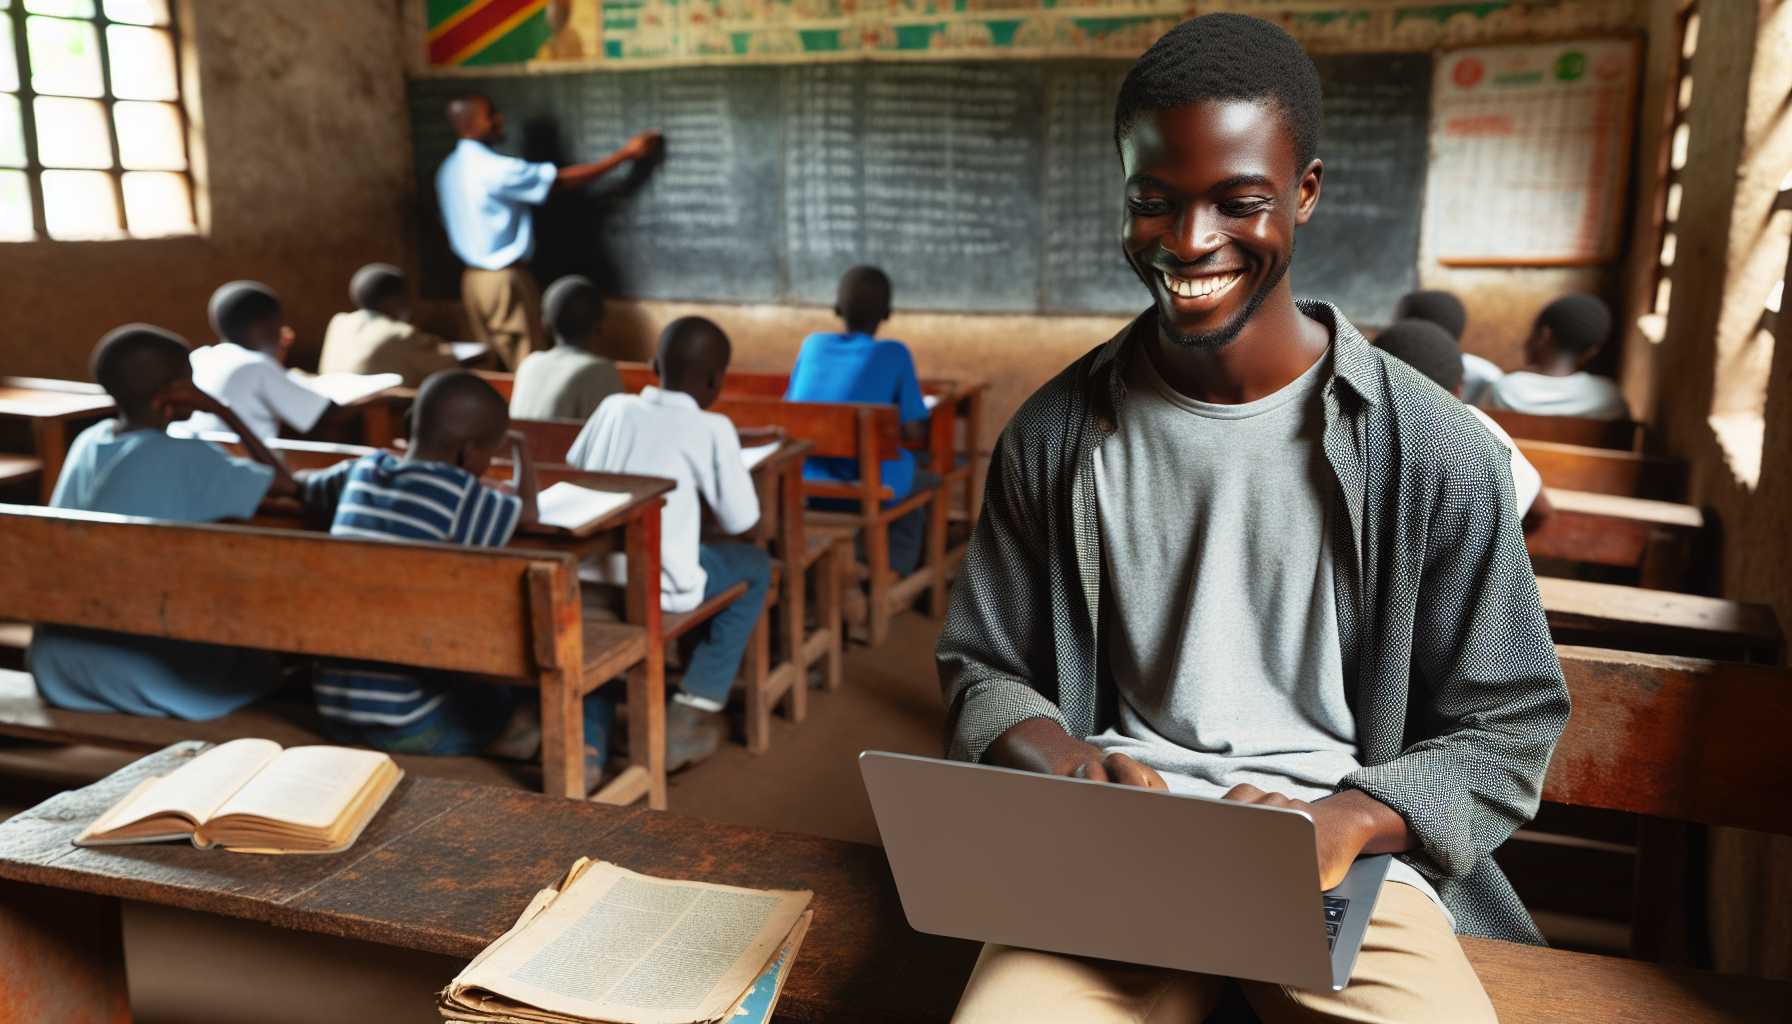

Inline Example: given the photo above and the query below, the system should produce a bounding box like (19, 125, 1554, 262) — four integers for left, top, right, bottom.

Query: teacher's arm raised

(554, 131, 662, 190)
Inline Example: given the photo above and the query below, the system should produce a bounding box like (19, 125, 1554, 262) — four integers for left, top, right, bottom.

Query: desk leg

(0, 881, 130, 1022)
(538, 666, 584, 801)
(626, 509, 667, 811)
(779, 462, 806, 687)
(32, 419, 66, 504)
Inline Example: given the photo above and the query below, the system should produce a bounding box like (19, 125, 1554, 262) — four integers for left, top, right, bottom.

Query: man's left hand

(1221, 784, 1379, 890)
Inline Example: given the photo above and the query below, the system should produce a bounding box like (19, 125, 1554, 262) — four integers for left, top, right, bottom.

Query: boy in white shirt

(1378, 318, 1551, 532)
(181, 281, 340, 440)
(1483, 294, 1628, 421)
(566, 316, 772, 766)
(1393, 289, 1504, 406)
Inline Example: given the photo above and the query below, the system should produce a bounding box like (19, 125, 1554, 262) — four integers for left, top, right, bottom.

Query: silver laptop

(860, 751, 1390, 992)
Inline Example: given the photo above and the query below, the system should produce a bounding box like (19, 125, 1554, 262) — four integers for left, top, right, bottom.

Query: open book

(536, 482, 633, 533)
(440, 858, 813, 1024)
(75, 739, 402, 855)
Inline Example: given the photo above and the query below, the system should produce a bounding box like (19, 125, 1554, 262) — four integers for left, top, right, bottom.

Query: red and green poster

(428, 0, 559, 67)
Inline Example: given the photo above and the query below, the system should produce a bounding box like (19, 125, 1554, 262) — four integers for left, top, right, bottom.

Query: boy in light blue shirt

(785, 265, 935, 574)
(29, 325, 298, 719)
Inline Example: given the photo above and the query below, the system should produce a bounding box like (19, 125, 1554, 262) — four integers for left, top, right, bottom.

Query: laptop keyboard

(1323, 896, 1350, 949)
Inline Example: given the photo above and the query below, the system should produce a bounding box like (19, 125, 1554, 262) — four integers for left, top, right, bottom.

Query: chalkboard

(410, 53, 1430, 324)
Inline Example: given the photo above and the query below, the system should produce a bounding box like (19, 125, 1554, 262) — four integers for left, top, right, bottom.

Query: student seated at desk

(295, 372, 587, 771)
(1393, 289, 1502, 407)
(940, 15, 1567, 1022)
(785, 265, 933, 575)
(28, 325, 297, 719)
(1377, 318, 1551, 532)
(566, 317, 770, 768)
(318, 263, 458, 387)
(509, 274, 624, 422)
(180, 281, 341, 441)
(1482, 294, 1627, 420)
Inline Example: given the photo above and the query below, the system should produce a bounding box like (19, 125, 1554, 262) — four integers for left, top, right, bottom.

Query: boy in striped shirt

(299, 372, 569, 767)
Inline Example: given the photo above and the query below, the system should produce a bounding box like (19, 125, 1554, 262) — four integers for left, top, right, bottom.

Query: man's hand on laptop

(1221, 785, 1413, 890)
(986, 717, 1167, 789)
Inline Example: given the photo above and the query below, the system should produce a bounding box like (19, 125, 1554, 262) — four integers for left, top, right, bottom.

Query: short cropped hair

(1537, 294, 1613, 358)
(657, 316, 731, 387)
(350, 263, 406, 312)
(1394, 290, 1468, 340)
(836, 265, 892, 329)
(1114, 14, 1323, 171)
(412, 369, 507, 449)
(91, 324, 191, 416)
(208, 281, 281, 343)
(543, 275, 605, 343)
(1377, 318, 1463, 393)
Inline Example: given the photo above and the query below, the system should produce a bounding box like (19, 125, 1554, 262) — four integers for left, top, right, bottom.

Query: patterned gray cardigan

(937, 301, 1569, 944)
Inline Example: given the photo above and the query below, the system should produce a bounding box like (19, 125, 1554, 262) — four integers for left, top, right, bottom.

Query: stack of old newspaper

(440, 858, 814, 1024)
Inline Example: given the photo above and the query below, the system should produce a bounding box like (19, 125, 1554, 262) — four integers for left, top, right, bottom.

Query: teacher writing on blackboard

(436, 94, 660, 370)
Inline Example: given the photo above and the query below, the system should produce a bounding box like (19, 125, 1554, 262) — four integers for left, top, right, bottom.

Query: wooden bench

(1484, 408, 1645, 451)
(0, 379, 116, 503)
(505, 417, 846, 696)
(0, 453, 42, 495)
(1, 740, 1786, 1023)
(711, 395, 949, 647)
(0, 504, 658, 804)
(614, 362, 988, 539)
(1528, 488, 1710, 590)
(250, 428, 831, 756)
(1516, 439, 1687, 500)
(1541, 577, 1782, 663)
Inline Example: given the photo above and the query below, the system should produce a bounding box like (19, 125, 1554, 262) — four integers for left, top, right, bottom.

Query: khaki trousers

(952, 882, 1498, 1024)
(461, 264, 543, 371)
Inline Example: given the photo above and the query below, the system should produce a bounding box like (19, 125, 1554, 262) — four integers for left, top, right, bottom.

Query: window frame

(2, 0, 195, 242)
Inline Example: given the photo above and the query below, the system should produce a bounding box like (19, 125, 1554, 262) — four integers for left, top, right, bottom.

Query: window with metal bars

(0, 0, 194, 241)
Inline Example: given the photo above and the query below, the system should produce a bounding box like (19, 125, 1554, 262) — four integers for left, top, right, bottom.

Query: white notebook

(289, 371, 404, 406)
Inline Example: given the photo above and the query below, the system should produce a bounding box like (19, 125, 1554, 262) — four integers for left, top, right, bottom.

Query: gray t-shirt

(509, 346, 624, 423)
(1091, 345, 1444, 913)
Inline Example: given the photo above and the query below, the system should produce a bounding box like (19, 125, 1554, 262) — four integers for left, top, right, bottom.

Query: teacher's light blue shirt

(435, 138, 557, 270)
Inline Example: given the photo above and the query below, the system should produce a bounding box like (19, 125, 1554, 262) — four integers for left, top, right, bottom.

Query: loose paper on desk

(537, 482, 632, 532)
(923, 393, 940, 411)
(740, 443, 779, 472)
(290, 371, 404, 406)
(451, 341, 491, 364)
(442, 859, 811, 1024)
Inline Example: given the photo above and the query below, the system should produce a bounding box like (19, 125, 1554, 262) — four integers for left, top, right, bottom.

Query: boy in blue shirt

(297, 372, 624, 783)
(785, 266, 935, 574)
(29, 324, 299, 719)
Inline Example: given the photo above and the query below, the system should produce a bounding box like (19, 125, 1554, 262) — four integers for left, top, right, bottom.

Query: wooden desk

(1540, 577, 1782, 663)
(1483, 409, 1644, 451)
(1, 743, 1786, 1024)
(1527, 488, 1708, 590)
(1516, 439, 1687, 501)
(0, 385, 115, 503)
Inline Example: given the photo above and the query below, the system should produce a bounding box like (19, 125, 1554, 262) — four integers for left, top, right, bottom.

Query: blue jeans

(683, 542, 773, 704)
(885, 469, 942, 576)
(319, 668, 612, 761)
(579, 543, 770, 761)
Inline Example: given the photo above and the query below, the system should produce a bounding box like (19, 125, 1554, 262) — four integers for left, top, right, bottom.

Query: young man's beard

(1160, 248, 1292, 352)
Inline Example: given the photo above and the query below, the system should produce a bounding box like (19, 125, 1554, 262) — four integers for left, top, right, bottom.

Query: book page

(288, 370, 404, 405)
(537, 482, 632, 532)
(208, 746, 392, 830)
(740, 442, 779, 472)
(86, 738, 283, 836)
(452, 862, 810, 1024)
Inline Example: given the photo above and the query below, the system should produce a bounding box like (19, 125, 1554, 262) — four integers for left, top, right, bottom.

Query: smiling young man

(938, 15, 1568, 1022)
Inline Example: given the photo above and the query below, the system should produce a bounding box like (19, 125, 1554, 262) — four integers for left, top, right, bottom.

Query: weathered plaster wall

(0, 0, 412, 378)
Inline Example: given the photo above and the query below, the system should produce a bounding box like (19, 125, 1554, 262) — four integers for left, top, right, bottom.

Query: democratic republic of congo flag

(428, 0, 557, 67)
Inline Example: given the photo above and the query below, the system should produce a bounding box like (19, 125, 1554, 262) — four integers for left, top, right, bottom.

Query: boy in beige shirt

(319, 263, 459, 387)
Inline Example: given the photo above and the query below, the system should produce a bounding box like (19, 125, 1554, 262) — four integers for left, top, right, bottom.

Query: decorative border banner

(414, 0, 1640, 74)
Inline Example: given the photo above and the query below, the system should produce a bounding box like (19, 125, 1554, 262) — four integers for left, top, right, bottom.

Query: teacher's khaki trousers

(952, 882, 1498, 1024)
(461, 264, 543, 371)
